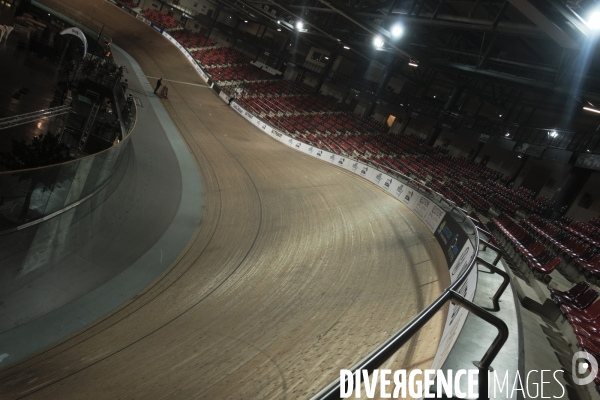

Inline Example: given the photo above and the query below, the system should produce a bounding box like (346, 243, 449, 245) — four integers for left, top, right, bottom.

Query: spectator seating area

(170, 30, 214, 48)
(204, 64, 273, 82)
(183, 39, 569, 234)
(141, 9, 183, 30)
(237, 94, 351, 116)
(560, 218, 600, 247)
(234, 80, 314, 97)
(524, 215, 600, 279)
(268, 113, 386, 137)
(492, 214, 562, 275)
(550, 282, 600, 393)
(193, 47, 252, 66)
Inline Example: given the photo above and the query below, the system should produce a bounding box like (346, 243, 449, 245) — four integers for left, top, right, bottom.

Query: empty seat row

(170, 29, 215, 49)
(193, 47, 252, 66)
(115, 0, 136, 9)
(205, 64, 274, 82)
(493, 214, 562, 275)
(142, 9, 183, 30)
(524, 214, 600, 278)
(551, 282, 600, 393)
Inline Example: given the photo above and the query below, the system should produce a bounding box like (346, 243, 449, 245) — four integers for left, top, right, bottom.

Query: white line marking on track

(145, 76, 210, 88)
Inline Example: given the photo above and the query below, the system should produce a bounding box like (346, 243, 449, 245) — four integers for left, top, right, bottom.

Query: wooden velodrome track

(0, 1, 450, 398)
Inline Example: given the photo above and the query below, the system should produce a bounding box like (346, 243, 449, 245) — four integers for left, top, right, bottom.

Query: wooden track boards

(0, 1, 450, 398)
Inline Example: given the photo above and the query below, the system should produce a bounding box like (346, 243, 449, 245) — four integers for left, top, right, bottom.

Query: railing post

(476, 256, 510, 311)
(449, 290, 509, 399)
(479, 237, 503, 266)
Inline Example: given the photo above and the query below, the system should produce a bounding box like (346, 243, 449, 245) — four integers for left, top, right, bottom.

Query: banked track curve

(0, 1, 451, 398)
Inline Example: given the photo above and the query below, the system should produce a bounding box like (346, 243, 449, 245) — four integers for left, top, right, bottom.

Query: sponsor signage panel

(423, 203, 445, 233)
(149, 22, 163, 33)
(219, 91, 229, 102)
(400, 186, 419, 209)
(430, 262, 477, 370)
(434, 213, 469, 269)
(380, 175, 396, 192)
(413, 195, 433, 221)
(372, 171, 387, 187)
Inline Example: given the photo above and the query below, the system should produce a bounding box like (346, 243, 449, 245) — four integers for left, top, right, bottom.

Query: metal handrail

(476, 256, 510, 312)
(479, 237, 504, 265)
(312, 290, 509, 400)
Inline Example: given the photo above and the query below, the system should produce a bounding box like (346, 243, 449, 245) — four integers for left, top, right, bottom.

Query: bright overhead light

(584, 106, 600, 114)
(343, 45, 350, 49)
(277, 20, 280, 24)
(433, 95, 436, 98)
(408, 61, 418, 67)
(505, 132, 510, 137)
(549, 131, 558, 138)
(499, 114, 502, 117)
(518, 155, 522, 158)
(277, 28, 281, 31)
(244, 20, 248, 23)
(296, 21, 304, 30)
(391, 24, 403, 38)
(588, 11, 600, 30)
(373, 35, 384, 49)
(324, 56, 329, 60)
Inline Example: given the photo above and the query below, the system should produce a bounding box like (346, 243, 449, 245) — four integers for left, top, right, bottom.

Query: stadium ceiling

(214, 0, 600, 105)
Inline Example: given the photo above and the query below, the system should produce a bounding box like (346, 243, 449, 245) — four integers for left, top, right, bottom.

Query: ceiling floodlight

(296, 21, 304, 30)
(549, 131, 558, 138)
(343, 45, 350, 49)
(391, 24, 404, 38)
(584, 106, 600, 114)
(373, 35, 384, 49)
(408, 59, 418, 67)
(588, 11, 600, 30)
